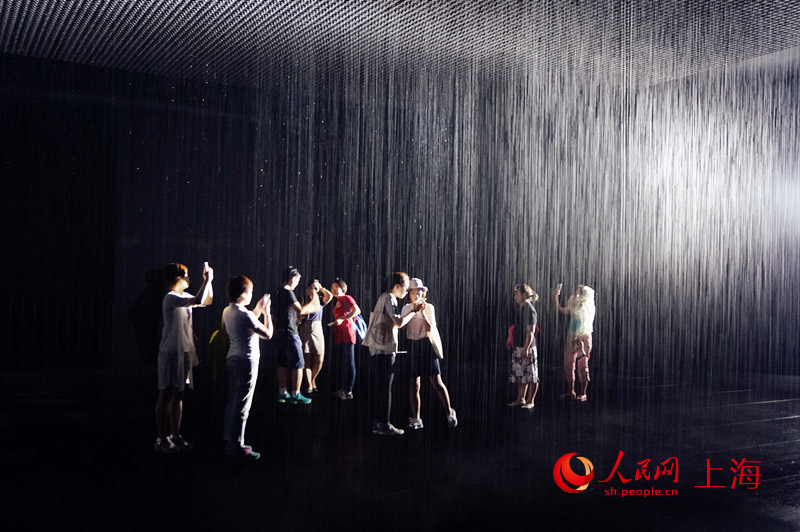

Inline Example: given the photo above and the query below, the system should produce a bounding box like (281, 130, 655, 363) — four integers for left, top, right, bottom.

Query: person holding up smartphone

(274, 266, 319, 405)
(222, 275, 273, 460)
(299, 279, 333, 395)
(554, 284, 596, 402)
(154, 262, 214, 453)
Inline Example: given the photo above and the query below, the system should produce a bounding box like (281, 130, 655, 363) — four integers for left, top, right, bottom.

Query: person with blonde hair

(554, 284, 596, 401)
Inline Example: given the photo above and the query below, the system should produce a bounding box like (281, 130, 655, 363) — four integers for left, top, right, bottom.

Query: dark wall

(1, 55, 116, 363)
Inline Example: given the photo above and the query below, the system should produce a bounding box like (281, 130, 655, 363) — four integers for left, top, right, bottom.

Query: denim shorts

(277, 332, 304, 369)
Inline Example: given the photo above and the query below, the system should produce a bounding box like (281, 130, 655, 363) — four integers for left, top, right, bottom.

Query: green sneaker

(277, 392, 291, 404)
(226, 445, 261, 461)
(288, 392, 312, 405)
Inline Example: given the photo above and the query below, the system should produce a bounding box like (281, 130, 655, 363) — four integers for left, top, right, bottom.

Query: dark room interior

(1, 1, 799, 530)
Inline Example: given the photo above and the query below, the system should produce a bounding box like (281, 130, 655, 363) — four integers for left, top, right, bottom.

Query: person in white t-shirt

(154, 262, 213, 453)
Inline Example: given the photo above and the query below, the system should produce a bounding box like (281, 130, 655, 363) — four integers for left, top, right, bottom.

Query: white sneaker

(154, 437, 177, 454)
(372, 422, 404, 436)
(447, 409, 458, 428)
(168, 434, 194, 451)
(407, 417, 424, 430)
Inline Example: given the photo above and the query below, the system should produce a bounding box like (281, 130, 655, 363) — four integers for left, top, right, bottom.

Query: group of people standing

(506, 283, 596, 410)
(152, 264, 459, 460)
(361, 272, 458, 436)
(151, 261, 594, 459)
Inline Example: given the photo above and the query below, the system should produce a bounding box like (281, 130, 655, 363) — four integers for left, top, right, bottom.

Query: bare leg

(410, 376, 421, 420)
(515, 383, 528, 403)
(524, 382, 539, 407)
(303, 354, 313, 392)
(310, 354, 324, 389)
(290, 368, 303, 394)
(429, 375, 452, 412)
(276, 367, 288, 393)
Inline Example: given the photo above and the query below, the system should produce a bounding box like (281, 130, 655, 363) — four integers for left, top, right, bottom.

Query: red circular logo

(553, 453, 595, 493)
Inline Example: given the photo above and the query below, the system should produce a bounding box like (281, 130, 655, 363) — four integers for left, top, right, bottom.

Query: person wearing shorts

(274, 266, 319, 405)
(299, 279, 332, 395)
(154, 262, 214, 453)
(508, 284, 538, 410)
(402, 278, 457, 430)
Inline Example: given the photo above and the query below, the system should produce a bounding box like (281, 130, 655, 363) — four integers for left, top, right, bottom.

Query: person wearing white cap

(401, 278, 457, 429)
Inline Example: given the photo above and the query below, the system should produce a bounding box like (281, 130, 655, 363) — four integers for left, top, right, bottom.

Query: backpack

(341, 297, 367, 341)
(208, 314, 229, 380)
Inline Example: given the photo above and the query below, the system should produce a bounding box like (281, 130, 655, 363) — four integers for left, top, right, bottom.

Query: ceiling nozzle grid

(1, 0, 800, 89)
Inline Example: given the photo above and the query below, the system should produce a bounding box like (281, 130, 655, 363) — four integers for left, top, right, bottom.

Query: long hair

(568, 285, 594, 306)
(568, 285, 596, 320)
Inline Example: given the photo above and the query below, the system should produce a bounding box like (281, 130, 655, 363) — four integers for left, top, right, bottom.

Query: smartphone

(556, 283, 563, 293)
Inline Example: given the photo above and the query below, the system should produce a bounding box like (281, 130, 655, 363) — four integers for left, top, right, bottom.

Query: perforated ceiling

(2, 0, 800, 87)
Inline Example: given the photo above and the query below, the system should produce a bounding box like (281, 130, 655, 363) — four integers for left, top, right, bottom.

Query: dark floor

(2, 354, 800, 531)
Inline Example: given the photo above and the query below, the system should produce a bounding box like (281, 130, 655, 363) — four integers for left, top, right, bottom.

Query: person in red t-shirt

(328, 278, 361, 399)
